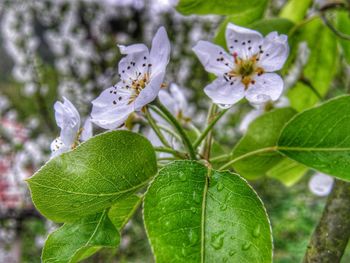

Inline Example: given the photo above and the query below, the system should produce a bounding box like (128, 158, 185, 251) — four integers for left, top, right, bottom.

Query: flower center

(129, 73, 150, 103)
(227, 54, 264, 89)
(238, 60, 255, 77)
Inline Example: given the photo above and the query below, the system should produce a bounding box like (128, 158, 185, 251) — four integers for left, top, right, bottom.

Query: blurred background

(0, 0, 350, 262)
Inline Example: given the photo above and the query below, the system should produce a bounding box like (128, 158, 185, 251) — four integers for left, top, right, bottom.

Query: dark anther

(113, 100, 117, 104)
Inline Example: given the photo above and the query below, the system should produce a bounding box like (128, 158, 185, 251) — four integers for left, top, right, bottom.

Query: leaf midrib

(29, 180, 150, 197)
(200, 168, 211, 263)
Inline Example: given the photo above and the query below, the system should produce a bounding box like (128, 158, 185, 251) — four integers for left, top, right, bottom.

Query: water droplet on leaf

(217, 182, 224, 191)
(253, 225, 261, 238)
(210, 230, 225, 250)
(220, 204, 227, 211)
(179, 172, 186, 181)
(242, 242, 251, 251)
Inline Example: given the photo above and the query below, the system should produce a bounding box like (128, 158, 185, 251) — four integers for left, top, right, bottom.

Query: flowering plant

(24, 1, 350, 262)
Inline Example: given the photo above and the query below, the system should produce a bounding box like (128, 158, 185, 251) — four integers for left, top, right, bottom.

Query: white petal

(150, 27, 171, 76)
(134, 71, 165, 111)
(50, 137, 70, 158)
(258, 32, 289, 72)
(118, 43, 148, 54)
(192, 40, 233, 76)
(169, 83, 187, 114)
(225, 23, 263, 60)
(91, 85, 134, 129)
(159, 89, 177, 115)
(245, 73, 284, 105)
(81, 117, 93, 141)
(308, 173, 334, 197)
(204, 77, 245, 107)
(54, 97, 80, 146)
(118, 49, 150, 82)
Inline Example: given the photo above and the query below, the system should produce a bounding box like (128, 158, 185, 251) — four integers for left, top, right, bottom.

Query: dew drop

(210, 230, 225, 250)
(220, 204, 227, 211)
(179, 172, 186, 181)
(217, 182, 224, 192)
(253, 224, 261, 238)
(165, 221, 171, 228)
(229, 250, 236, 256)
(181, 247, 188, 256)
(188, 229, 199, 245)
(242, 242, 251, 251)
(193, 191, 201, 204)
(190, 207, 197, 214)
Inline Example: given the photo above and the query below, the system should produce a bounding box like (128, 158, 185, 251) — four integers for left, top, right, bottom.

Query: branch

(303, 179, 350, 263)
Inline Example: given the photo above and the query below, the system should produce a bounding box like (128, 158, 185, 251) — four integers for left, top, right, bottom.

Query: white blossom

(308, 173, 334, 197)
(51, 97, 92, 157)
(91, 27, 171, 129)
(193, 23, 289, 108)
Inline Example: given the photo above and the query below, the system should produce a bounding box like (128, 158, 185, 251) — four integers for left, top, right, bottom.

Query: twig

(303, 179, 350, 263)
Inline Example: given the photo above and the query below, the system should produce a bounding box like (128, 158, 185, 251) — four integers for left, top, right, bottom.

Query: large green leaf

(42, 211, 119, 263)
(279, 0, 312, 23)
(266, 158, 308, 187)
(108, 195, 141, 230)
(335, 10, 350, 64)
(27, 131, 157, 222)
(278, 95, 350, 181)
(231, 108, 297, 179)
(144, 161, 272, 262)
(176, 0, 267, 16)
(288, 18, 338, 111)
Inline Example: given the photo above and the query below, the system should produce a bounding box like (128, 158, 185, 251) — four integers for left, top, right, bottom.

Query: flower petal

(54, 97, 80, 146)
(246, 73, 284, 104)
(118, 43, 148, 55)
(308, 173, 334, 197)
(258, 32, 289, 72)
(81, 117, 93, 141)
(204, 77, 245, 107)
(192, 40, 233, 76)
(118, 49, 150, 82)
(225, 23, 263, 60)
(134, 71, 165, 111)
(50, 137, 70, 158)
(91, 84, 134, 129)
(150, 27, 171, 76)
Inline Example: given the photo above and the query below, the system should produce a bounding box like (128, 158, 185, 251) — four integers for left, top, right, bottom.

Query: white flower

(50, 97, 93, 157)
(308, 173, 334, 197)
(91, 27, 171, 129)
(193, 23, 289, 108)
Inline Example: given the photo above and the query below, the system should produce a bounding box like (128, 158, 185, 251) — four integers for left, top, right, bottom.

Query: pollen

(128, 73, 150, 104)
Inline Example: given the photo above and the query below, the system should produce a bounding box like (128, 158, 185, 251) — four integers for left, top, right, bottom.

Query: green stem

(193, 108, 228, 149)
(154, 99, 197, 160)
(219, 146, 277, 170)
(145, 107, 171, 148)
(201, 104, 217, 161)
(158, 124, 182, 142)
(210, 153, 232, 163)
(154, 147, 187, 159)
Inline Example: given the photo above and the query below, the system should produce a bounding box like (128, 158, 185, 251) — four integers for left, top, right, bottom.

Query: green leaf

(176, 0, 267, 16)
(288, 18, 338, 111)
(144, 161, 272, 262)
(108, 195, 141, 230)
(335, 10, 350, 64)
(27, 131, 157, 222)
(266, 158, 308, 187)
(248, 18, 295, 36)
(231, 108, 297, 179)
(279, 0, 312, 23)
(42, 211, 119, 263)
(278, 95, 350, 181)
